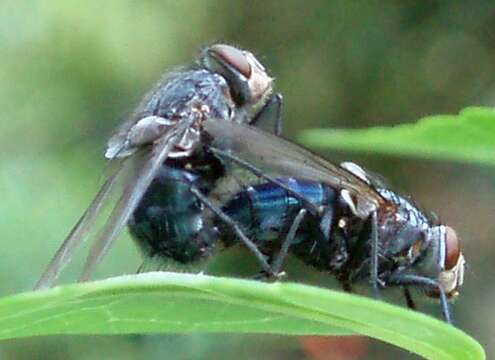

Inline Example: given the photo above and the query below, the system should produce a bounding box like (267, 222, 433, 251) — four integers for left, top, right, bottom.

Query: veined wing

(78, 120, 191, 282)
(204, 119, 387, 215)
(35, 120, 190, 289)
(34, 159, 126, 290)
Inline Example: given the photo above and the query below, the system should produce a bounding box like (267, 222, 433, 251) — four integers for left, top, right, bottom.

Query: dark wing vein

(34, 161, 125, 290)
(204, 119, 385, 206)
(78, 122, 189, 282)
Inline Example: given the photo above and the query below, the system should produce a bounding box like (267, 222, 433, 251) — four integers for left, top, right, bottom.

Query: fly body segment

(36, 44, 283, 290)
(204, 119, 465, 323)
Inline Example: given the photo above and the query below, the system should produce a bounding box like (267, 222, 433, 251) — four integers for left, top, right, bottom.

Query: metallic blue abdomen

(221, 178, 337, 251)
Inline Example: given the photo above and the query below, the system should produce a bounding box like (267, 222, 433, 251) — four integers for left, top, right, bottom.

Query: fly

(202, 119, 465, 323)
(35, 44, 283, 289)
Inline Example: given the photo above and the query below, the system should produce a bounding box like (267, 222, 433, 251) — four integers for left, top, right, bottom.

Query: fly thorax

(368, 214, 430, 288)
(374, 190, 429, 257)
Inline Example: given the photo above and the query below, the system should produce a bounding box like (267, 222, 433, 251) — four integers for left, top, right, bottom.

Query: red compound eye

(208, 44, 251, 78)
(444, 226, 461, 270)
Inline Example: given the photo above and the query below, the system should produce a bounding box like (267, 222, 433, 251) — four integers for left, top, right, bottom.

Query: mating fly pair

(35, 44, 465, 324)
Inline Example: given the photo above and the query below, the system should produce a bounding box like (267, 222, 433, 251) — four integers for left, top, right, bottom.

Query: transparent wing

(78, 121, 190, 282)
(35, 121, 190, 289)
(204, 119, 386, 209)
(34, 159, 126, 290)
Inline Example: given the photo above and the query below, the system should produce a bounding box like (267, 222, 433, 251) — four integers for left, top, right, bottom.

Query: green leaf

(0, 273, 484, 360)
(299, 107, 495, 166)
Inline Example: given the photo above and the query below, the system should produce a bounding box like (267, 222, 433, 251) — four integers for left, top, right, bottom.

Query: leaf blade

(0, 273, 485, 360)
(299, 107, 495, 166)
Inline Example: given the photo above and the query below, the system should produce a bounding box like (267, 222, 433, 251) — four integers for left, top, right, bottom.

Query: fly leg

(136, 254, 163, 274)
(403, 287, 417, 310)
(189, 186, 279, 278)
(253, 208, 307, 281)
(340, 278, 353, 293)
(272, 208, 308, 274)
(388, 273, 452, 324)
(251, 93, 283, 136)
(370, 211, 381, 299)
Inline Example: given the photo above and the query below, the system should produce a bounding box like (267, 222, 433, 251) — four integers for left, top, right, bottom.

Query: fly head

(200, 44, 273, 110)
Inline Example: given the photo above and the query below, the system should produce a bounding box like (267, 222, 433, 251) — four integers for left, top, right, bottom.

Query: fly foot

(252, 270, 287, 282)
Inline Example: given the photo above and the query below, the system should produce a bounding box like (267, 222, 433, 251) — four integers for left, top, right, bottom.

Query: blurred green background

(1, 1, 494, 359)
